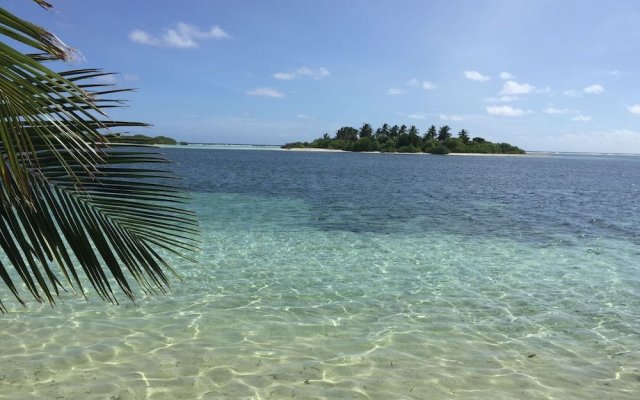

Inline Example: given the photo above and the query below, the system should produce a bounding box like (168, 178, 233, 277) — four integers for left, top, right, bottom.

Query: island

(104, 133, 179, 145)
(282, 123, 525, 154)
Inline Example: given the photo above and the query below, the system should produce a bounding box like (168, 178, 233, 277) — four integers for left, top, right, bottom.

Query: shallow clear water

(2, 149, 640, 399)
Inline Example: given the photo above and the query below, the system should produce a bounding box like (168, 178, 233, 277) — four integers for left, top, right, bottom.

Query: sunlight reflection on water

(2, 150, 639, 399)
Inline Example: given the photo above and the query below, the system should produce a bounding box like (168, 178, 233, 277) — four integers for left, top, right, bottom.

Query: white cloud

(272, 67, 329, 80)
(273, 72, 296, 80)
(246, 87, 284, 98)
(129, 23, 230, 48)
(402, 79, 435, 90)
(408, 113, 427, 120)
(484, 96, 519, 103)
(572, 115, 592, 121)
(387, 88, 406, 95)
(297, 67, 327, 78)
(405, 78, 420, 87)
(543, 107, 573, 114)
(486, 105, 525, 117)
(422, 81, 436, 90)
(464, 70, 490, 82)
(500, 80, 535, 95)
(609, 70, 623, 79)
(439, 114, 463, 121)
(500, 72, 514, 80)
(123, 74, 139, 81)
(628, 104, 640, 114)
(583, 84, 604, 94)
(296, 113, 312, 119)
(129, 30, 155, 45)
(563, 89, 581, 97)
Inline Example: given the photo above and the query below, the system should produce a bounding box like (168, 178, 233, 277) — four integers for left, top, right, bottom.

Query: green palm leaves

(0, 3, 198, 312)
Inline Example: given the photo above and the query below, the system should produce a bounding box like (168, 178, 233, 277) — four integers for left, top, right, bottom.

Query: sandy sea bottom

(1, 192, 639, 399)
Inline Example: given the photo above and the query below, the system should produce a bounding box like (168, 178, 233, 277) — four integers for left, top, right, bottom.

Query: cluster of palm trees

(283, 122, 527, 154)
(284, 121, 525, 154)
(320, 122, 469, 152)
(0, 2, 197, 311)
(352, 123, 469, 143)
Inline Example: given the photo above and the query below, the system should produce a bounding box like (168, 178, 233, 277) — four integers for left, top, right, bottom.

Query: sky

(8, 0, 640, 152)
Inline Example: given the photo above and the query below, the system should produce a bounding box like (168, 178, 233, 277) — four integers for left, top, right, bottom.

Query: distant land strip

(105, 133, 187, 146)
(282, 123, 525, 154)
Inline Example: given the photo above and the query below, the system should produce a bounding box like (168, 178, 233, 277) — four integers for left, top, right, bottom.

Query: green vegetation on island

(104, 133, 179, 145)
(283, 123, 525, 154)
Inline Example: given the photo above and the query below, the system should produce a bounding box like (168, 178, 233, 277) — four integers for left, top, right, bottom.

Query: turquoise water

(1, 149, 640, 399)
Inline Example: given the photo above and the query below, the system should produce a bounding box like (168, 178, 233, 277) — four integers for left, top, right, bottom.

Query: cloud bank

(539, 129, 640, 154)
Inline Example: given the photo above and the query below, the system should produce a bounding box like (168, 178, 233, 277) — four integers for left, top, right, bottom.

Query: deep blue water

(168, 149, 640, 245)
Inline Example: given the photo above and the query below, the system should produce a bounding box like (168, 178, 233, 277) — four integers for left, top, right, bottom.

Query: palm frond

(0, 2, 72, 60)
(0, 6, 199, 312)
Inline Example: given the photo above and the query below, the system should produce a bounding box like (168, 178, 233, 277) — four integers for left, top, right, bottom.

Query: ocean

(1, 147, 639, 399)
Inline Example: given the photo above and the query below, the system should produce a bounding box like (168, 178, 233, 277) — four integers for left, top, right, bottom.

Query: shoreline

(159, 144, 639, 157)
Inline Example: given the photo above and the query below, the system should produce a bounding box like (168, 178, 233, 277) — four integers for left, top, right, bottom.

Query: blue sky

(9, 0, 640, 152)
